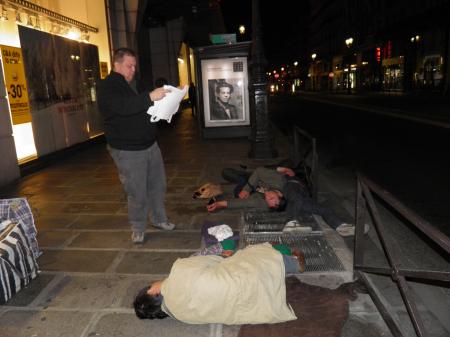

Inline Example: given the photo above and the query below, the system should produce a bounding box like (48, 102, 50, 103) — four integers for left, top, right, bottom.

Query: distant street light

(239, 25, 245, 35)
(345, 38, 353, 94)
(294, 61, 298, 66)
(345, 37, 353, 47)
(310, 54, 317, 91)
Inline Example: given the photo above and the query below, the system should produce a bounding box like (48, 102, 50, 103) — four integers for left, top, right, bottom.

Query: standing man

(98, 48, 175, 244)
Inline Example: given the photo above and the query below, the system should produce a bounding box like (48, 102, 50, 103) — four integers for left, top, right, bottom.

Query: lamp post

(311, 53, 316, 90)
(345, 37, 353, 94)
(248, 0, 277, 159)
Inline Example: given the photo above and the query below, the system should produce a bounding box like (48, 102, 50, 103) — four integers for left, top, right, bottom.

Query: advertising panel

(0, 45, 31, 124)
(201, 57, 250, 128)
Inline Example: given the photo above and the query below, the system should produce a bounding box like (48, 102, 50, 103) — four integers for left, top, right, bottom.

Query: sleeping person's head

(133, 286, 169, 320)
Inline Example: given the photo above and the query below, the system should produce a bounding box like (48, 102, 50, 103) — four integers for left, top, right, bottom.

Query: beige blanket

(161, 243, 296, 324)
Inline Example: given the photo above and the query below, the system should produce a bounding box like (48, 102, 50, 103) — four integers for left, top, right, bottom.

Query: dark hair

(272, 195, 287, 212)
(113, 48, 137, 64)
(266, 191, 287, 212)
(215, 82, 234, 94)
(133, 287, 169, 320)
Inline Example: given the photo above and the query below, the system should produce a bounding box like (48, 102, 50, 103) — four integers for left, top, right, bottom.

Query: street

(270, 93, 450, 235)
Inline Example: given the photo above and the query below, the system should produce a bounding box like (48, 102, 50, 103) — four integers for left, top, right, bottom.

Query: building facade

(306, 0, 450, 93)
(0, 0, 111, 186)
(0, 0, 225, 187)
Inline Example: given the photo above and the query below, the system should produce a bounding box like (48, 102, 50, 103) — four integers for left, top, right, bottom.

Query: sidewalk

(0, 108, 389, 337)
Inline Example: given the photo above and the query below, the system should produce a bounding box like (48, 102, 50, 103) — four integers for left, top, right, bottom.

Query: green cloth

(272, 244, 292, 256)
(220, 239, 236, 251)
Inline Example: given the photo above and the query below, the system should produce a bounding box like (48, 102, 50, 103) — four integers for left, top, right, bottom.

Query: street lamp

(248, 0, 277, 159)
(311, 54, 317, 90)
(345, 38, 353, 94)
(239, 25, 245, 35)
(345, 37, 353, 48)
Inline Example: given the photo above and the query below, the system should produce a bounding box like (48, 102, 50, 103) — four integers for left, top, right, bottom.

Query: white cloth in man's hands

(147, 85, 188, 123)
(207, 224, 233, 242)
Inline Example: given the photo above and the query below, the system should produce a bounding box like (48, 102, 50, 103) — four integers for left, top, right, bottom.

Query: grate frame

(242, 211, 322, 232)
(241, 233, 345, 272)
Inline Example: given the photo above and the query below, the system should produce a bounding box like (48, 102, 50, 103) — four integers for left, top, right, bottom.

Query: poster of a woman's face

(201, 58, 250, 127)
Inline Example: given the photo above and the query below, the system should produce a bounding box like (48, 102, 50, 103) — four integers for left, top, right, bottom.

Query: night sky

(220, 0, 309, 68)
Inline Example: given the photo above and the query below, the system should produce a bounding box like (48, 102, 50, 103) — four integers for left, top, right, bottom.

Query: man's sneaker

(132, 231, 145, 244)
(282, 220, 312, 233)
(153, 222, 176, 231)
(336, 223, 370, 237)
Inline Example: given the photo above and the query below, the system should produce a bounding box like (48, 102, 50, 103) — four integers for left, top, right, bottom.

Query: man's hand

(238, 190, 250, 199)
(147, 280, 163, 296)
(206, 200, 227, 212)
(276, 166, 295, 177)
(149, 87, 170, 101)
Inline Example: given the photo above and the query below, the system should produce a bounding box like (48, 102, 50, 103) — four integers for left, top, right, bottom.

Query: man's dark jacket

(98, 71, 155, 150)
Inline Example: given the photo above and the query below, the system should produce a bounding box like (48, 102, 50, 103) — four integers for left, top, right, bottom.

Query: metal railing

(290, 125, 319, 201)
(354, 173, 450, 337)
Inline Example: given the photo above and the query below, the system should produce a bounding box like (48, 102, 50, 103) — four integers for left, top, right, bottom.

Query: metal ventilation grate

(241, 211, 344, 272)
(241, 233, 345, 272)
(242, 211, 322, 232)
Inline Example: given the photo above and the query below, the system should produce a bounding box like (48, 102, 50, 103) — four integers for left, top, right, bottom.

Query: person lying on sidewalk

(208, 166, 367, 236)
(133, 243, 304, 324)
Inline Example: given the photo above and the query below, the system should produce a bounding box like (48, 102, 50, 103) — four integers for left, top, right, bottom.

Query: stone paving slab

(35, 275, 134, 309)
(168, 177, 201, 186)
(0, 310, 93, 337)
(166, 185, 190, 194)
(34, 214, 79, 229)
(166, 203, 209, 225)
(68, 232, 134, 249)
(116, 252, 192, 274)
(16, 185, 74, 197)
(4, 274, 56, 307)
(37, 231, 76, 247)
(69, 214, 129, 230)
(192, 212, 242, 231)
(30, 201, 74, 214)
(342, 313, 391, 337)
(91, 313, 215, 337)
(140, 232, 201, 250)
(68, 231, 201, 250)
(26, 190, 75, 202)
(66, 193, 126, 203)
(38, 250, 119, 273)
(69, 185, 123, 195)
(60, 202, 125, 214)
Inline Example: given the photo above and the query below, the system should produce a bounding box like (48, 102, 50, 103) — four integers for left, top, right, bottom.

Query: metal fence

(354, 173, 450, 337)
(291, 126, 318, 202)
